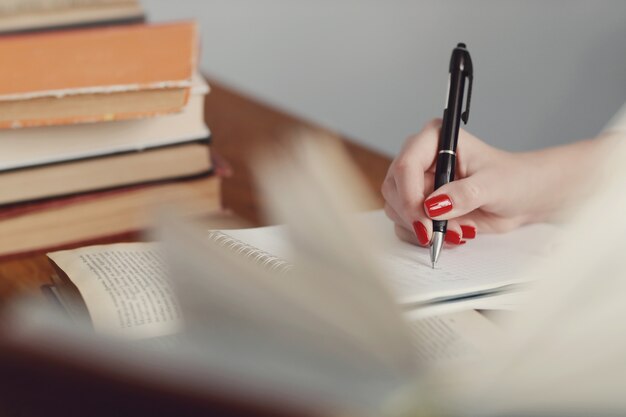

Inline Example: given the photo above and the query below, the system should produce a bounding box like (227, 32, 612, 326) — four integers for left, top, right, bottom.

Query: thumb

(424, 176, 488, 220)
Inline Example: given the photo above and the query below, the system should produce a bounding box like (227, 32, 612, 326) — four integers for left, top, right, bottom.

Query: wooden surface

(0, 78, 392, 306)
(205, 78, 392, 226)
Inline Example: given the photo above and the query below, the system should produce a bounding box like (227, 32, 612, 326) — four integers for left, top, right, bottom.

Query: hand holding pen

(383, 43, 477, 265)
(381, 44, 507, 258)
(382, 44, 621, 264)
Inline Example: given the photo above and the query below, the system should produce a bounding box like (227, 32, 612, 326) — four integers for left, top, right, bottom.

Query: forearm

(520, 132, 623, 223)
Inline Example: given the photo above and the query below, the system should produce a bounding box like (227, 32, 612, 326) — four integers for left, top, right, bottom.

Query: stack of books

(0, 21, 222, 259)
(0, 0, 145, 34)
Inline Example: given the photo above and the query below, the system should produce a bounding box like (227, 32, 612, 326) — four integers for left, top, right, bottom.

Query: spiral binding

(207, 231, 292, 274)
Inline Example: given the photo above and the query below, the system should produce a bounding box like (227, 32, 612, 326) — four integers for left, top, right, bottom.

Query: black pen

(430, 43, 473, 268)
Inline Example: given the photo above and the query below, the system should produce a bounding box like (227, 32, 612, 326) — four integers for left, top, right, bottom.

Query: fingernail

(412, 221, 430, 246)
(444, 230, 464, 245)
(424, 194, 453, 217)
(460, 225, 477, 239)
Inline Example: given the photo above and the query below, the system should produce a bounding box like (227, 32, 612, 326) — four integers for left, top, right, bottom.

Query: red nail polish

(412, 221, 430, 246)
(445, 230, 463, 245)
(424, 194, 453, 217)
(460, 225, 477, 239)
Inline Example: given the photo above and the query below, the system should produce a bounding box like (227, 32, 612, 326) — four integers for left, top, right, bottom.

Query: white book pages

(48, 242, 182, 339)
(253, 139, 419, 373)
(157, 212, 416, 412)
(405, 310, 501, 366)
(0, 73, 209, 171)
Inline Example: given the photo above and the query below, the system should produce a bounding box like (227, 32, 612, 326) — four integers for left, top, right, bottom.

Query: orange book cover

(0, 21, 198, 128)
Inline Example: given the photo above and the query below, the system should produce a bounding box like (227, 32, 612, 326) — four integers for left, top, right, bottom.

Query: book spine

(0, 170, 214, 210)
(0, 136, 212, 175)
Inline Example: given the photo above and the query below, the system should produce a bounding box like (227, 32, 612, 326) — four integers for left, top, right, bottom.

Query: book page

(405, 309, 500, 366)
(407, 290, 527, 319)
(48, 243, 181, 339)
(221, 210, 557, 306)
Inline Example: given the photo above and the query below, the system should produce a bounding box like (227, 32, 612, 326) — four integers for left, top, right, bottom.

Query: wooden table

(0, 78, 392, 306)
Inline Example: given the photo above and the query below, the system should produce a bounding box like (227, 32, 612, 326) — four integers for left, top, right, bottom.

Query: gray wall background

(146, 0, 626, 155)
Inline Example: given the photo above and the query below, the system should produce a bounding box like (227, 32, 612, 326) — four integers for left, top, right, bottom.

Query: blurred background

(145, 0, 626, 154)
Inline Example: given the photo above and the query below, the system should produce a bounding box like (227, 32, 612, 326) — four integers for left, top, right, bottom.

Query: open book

(41, 217, 503, 414)
(46, 209, 550, 336)
(5, 134, 595, 417)
(46, 231, 501, 363)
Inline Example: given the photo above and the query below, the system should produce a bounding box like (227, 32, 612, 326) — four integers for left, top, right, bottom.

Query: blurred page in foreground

(0, 134, 419, 417)
(439, 132, 626, 417)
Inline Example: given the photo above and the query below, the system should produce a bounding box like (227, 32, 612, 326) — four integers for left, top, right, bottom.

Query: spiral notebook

(209, 210, 555, 307)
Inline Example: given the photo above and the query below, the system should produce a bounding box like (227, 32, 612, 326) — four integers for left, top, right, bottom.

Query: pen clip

(461, 72, 473, 124)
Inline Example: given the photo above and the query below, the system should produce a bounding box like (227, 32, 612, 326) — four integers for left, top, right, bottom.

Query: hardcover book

(0, 141, 212, 206)
(0, 21, 197, 128)
(0, 175, 221, 259)
(0, 72, 210, 171)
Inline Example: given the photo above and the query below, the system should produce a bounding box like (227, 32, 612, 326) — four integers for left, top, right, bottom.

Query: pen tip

(431, 261, 435, 269)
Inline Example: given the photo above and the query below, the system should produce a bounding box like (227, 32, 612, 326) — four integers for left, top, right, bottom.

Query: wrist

(520, 135, 614, 223)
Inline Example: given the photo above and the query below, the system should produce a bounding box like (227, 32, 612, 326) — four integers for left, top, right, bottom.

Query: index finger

(391, 119, 441, 223)
(398, 119, 442, 171)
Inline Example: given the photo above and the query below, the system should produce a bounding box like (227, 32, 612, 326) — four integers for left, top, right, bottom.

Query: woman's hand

(381, 119, 602, 246)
